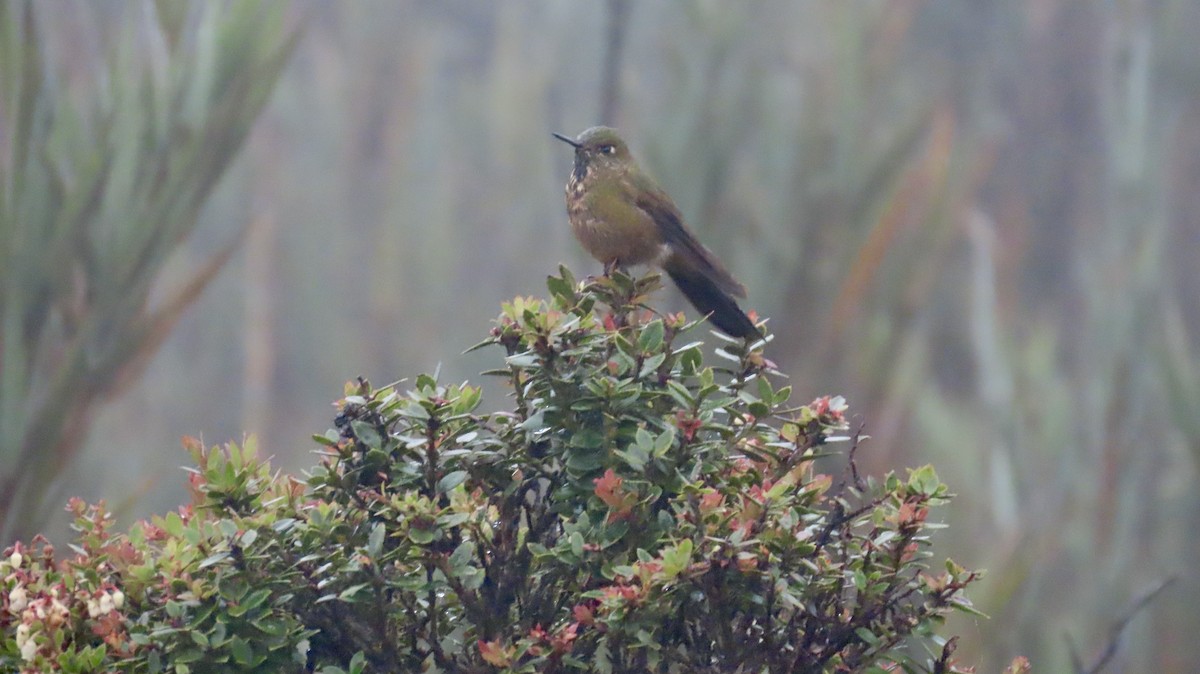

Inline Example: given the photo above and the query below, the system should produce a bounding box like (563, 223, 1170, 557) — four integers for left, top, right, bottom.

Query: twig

(848, 419, 867, 490)
(933, 636, 959, 673)
(1070, 576, 1176, 674)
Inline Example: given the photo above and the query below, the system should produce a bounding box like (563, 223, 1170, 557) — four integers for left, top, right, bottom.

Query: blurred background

(2, 0, 1199, 670)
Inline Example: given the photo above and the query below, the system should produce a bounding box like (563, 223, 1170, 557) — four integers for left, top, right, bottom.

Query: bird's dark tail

(664, 257, 760, 340)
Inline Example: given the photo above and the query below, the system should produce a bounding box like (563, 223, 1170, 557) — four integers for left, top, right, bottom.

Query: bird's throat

(572, 154, 591, 186)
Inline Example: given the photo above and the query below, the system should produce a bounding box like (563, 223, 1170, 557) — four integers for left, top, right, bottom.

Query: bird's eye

(600, 145, 615, 155)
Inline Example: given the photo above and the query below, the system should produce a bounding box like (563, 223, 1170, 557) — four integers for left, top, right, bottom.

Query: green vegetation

(0, 0, 295, 540)
(5, 1, 1197, 669)
(0, 271, 1017, 673)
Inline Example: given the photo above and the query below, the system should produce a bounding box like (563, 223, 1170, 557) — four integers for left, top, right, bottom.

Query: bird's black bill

(552, 132, 581, 148)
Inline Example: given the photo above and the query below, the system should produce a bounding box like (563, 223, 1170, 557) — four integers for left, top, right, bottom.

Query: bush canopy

(0, 269, 1010, 674)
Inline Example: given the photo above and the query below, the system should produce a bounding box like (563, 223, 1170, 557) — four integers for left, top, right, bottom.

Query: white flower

(828, 395, 848, 413)
(15, 623, 29, 645)
(111, 589, 125, 610)
(9, 585, 27, 613)
(98, 593, 114, 615)
(47, 598, 68, 627)
(8, 551, 21, 569)
(87, 599, 100, 619)
(19, 632, 37, 662)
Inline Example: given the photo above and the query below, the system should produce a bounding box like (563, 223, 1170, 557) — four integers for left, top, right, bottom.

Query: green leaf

(855, 627, 880, 646)
(638, 319, 665, 352)
(615, 446, 648, 472)
(438, 512, 470, 527)
(566, 446, 607, 472)
(907, 464, 942, 496)
(450, 541, 475, 568)
(349, 420, 383, 450)
(408, 527, 435, 545)
(506, 352, 539, 368)
(547, 273, 576, 303)
(558, 264, 576, 288)
(240, 528, 258, 547)
(653, 427, 676, 457)
(230, 636, 254, 666)
(456, 386, 483, 413)
(634, 427, 654, 451)
(339, 584, 370, 601)
(367, 522, 385, 559)
(311, 433, 339, 448)
(852, 569, 867, 591)
(950, 597, 990, 618)
(240, 588, 272, 613)
(638, 352, 667, 379)
(661, 539, 693, 577)
(438, 470, 469, 493)
(568, 426, 605, 456)
(199, 551, 230, 569)
(757, 376, 774, 405)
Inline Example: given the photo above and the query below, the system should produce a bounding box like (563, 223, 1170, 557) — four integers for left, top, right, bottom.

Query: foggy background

(5, 1, 1200, 670)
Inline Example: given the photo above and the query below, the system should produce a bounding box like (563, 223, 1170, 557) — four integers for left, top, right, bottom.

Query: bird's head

(553, 127, 634, 181)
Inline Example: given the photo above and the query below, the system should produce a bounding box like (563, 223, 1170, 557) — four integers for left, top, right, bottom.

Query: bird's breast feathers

(566, 183, 664, 266)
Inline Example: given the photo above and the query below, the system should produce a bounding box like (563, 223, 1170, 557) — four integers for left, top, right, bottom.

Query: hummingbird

(553, 127, 760, 340)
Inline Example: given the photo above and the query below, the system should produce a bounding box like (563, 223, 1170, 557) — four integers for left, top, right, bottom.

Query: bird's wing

(629, 173, 747, 298)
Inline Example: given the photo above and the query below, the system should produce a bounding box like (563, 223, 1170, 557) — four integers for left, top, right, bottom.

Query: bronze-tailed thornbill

(553, 127, 759, 339)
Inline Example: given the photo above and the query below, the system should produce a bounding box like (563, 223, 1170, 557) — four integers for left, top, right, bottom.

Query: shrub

(0, 269, 1008, 673)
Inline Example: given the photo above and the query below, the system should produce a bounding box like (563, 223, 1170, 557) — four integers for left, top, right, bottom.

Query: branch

(1069, 576, 1175, 674)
